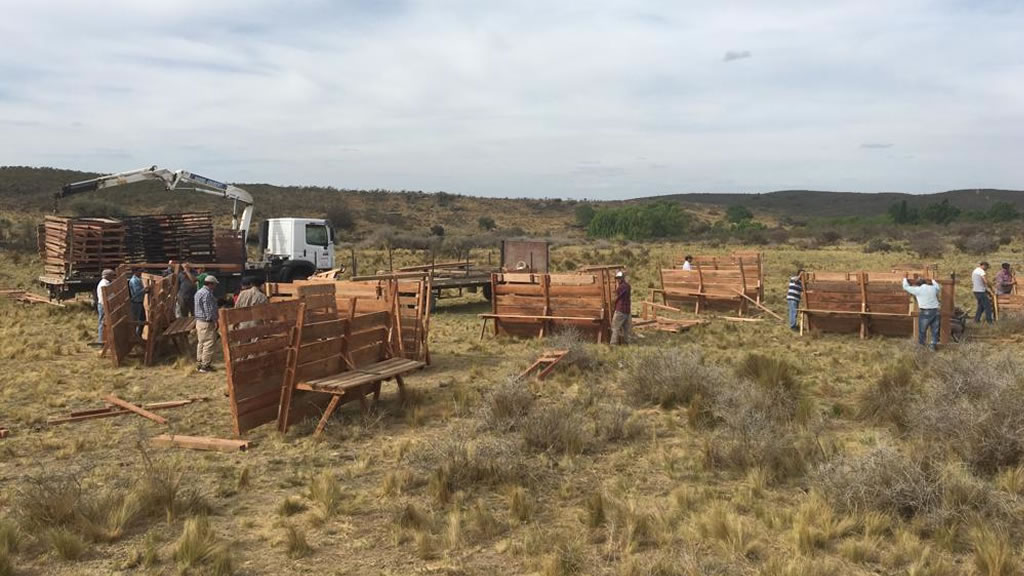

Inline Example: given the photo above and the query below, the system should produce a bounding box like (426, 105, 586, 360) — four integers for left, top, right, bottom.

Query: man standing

(94, 268, 115, 348)
(235, 276, 269, 308)
(194, 275, 219, 373)
(682, 255, 694, 271)
(972, 261, 993, 324)
(611, 270, 631, 345)
(903, 276, 942, 350)
(128, 268, 147, 337)
(176, 263, 196, 319)
(786, 269, 804, 331)
(995, 263, 1015, 295)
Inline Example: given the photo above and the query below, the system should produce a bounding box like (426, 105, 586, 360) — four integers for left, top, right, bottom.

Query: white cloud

(0, 0, 1022, 199)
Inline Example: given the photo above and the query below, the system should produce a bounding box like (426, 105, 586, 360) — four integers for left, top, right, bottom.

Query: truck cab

(260, 218, 334, 280)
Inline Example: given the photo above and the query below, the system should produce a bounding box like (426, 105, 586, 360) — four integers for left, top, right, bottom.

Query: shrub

(408, 434, 530, 501)
(587, 202, 689, 240)
(521, 402, 589, 456)
(856, 357, 919, 430)
(911, 348, 1024, 474)
(477, 216, 497, 230)
(815, 445, 941, 519)
(546, 326, 598, 371)
(308, 472, 343, 519)
(987, 201, 1020, 222)
(284, 524, 313, 559)
(325, 203, 355, 234)
(66, 198, 128, 218)
(725, 205, 754, 224)
(45, 528, 87, 561)
(173, 516, 232, 575)
(621, 347, 726, 409)
(479, 375, 534, 432)
(908, 231, 945, 259)
(574, 204, 596, 228)
(430, 224, 445, 237)
(863, 238, 894, 253)
(955, 233, 1000, 255)
(0, 217, 37, 253)
(817, 230, 842, 246)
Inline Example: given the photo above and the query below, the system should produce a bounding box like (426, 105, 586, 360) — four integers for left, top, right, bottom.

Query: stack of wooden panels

(40, 216, 125, 278)
(123, 213, 215, 264)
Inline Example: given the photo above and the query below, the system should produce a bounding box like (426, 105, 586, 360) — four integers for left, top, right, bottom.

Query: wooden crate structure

(995, 290, 1024, 320)
(658, 264, 760, 315)
(800, 271, 954, 341)
(219, 300, 314, 436)
(40, 216, 125, 279)
(280, 305, 423, 435)
(481, 272, 612, 342)
(268, 278, 431, 364)
(100, 271, 138, 367)
(674, 252, 765, 302)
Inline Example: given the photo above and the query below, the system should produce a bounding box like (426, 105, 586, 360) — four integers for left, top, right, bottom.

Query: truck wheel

(279, 262, 315, 283)
(482, 284, 492, 301)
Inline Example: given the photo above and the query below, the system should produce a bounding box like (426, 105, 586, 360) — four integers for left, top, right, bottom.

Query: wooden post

(491, 273, 499, 336)
(541, 275, 551, 338)
(738, 257, 747, 316)
(695, 265, 704, 314)
(858, 272, 868, 339)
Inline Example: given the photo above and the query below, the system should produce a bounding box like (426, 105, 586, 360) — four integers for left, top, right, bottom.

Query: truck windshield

(305, 224, 330, 247)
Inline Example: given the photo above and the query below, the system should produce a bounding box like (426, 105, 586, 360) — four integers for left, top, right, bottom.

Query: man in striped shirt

(786, 270, 804, 331)
(194, 275, 219, 373)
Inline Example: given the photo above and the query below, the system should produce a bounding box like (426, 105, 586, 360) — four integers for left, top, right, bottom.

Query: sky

(1, 0, 1022, 200)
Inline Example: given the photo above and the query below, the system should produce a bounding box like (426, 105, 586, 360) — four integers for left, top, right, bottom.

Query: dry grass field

(2, 241, 1024, 576)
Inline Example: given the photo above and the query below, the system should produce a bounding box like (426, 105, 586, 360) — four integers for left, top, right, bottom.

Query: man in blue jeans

(93, 268, 115, 347)
(971, 261, 993, 324)
(903, 276, 942, 350)
(786, 269, 804, 331)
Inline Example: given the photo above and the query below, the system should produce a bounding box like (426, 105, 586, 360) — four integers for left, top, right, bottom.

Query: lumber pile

(800, 270, 954, 341)
(123, 212, 215, 263)
(480, 271, 613, 342)
(40, 216, 125, 278)
(636, 301, 706, 333)
(1, 289, 63, 306)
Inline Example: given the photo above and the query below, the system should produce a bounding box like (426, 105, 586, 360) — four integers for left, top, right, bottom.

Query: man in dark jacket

(611, 270, 631, 345)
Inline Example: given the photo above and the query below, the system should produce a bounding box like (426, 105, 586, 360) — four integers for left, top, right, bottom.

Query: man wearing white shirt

(682, 255, 693, 271)
(971, 262, 993, 324)
(903, 276, 941, 350)
(94, 268, 115, 347)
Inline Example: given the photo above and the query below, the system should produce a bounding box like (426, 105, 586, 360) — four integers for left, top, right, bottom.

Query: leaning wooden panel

(101, 273, 137, 367)
(142, 272, 177, 366)
(219, 300, 302, 436)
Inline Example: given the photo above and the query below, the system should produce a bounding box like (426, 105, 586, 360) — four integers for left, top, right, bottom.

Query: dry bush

(791, 493, 857, 553)
(0, 519, 19, 556)
(694, 504, 765, 559)
(816, 445, 941, 519)
(479, 375, 534, 432)
(908, 231, 945, 259)
(856, 356, 920, 430)
(621, 347, 727, 409)
(0, 548, 11, 576)
(912, 347, 1024, 474)
(308, 472, 343, 519)
(592, 402, 641, 443)
(521, 401, 590, 456)
(138, 453, 211, 522)
(173, 516, 232, 576)
(277, 496, 307, 517)
(76, 489, 142, 543)
(955, 233, 1000, 255)
(546, 327, 599, 371)
(540, 535, 586, 576)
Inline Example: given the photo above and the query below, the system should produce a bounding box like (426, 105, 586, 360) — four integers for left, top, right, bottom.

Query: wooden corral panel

(219, 300, 305, 436)
(481, 272, 612, 342)
(142, 272, 176, 365)
(675, 252, 765, 302)
(800, 270, 953, 340)
(101, 272, 137, 367)
(659, 265, 759, 315)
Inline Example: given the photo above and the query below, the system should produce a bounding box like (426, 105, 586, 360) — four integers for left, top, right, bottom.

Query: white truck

(43, 165, 336, 299)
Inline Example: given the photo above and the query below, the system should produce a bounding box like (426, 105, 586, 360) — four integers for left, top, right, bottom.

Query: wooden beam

(729, 289, 784, 321)
(0, 427, 8, 439)
(47, 397, 209, 425)
(151, 434, 250, 452)
(104, 394, 169, 425)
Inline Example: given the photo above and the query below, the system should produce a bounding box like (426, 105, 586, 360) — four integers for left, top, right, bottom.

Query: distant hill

(644, 189, 1024, 219)
(0, 166, 580, 239)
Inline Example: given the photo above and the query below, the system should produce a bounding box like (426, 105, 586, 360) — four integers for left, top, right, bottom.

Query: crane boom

(57, 166, 254, 243)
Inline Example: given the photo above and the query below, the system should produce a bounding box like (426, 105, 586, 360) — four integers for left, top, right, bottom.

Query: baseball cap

(615, 271, 624, 278)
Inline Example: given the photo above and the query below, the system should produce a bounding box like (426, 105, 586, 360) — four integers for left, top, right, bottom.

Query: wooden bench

(480, 272, 612, 342)
(280, 305, 423, 435)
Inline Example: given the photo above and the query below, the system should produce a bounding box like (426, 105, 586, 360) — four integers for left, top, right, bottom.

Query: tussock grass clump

(479, 375, 534, 432)
(521, 401, 589, 456)
(995, 465, 1024, 495)
(508, 486, 533, 524)
(857, 357, 919, 429)
(76, 489, 142, 543)
(540, 536, 586, 576)
(13, 473, 81, 531)
(0, 548, 12, 576)
(592, 403, 640, 443)
(44, 527, 87, 561)
(622, 347, 726, 409)
(277, 496, 307, 517)
(791, 493, 857, 553)
(409, 434, 529, 505)
(308, 472, 343, 519)
(284, 524, 313, 559)
(970, 523, 1017, 576)
(139, 454, 211, 522)
(695, 504, 765, 559)
(394, 502, 433, 532)
(912, 347, 1024, 474)
(0, 518, 21, 555)
(173, 516, 232, 576)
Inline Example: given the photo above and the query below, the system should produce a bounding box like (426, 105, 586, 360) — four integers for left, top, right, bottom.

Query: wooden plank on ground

(104, 394, 169, 425)
(151, 434, 250, 452)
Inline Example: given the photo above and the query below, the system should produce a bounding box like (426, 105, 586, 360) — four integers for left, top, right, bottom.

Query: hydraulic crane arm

(58, 166, 254, 243)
